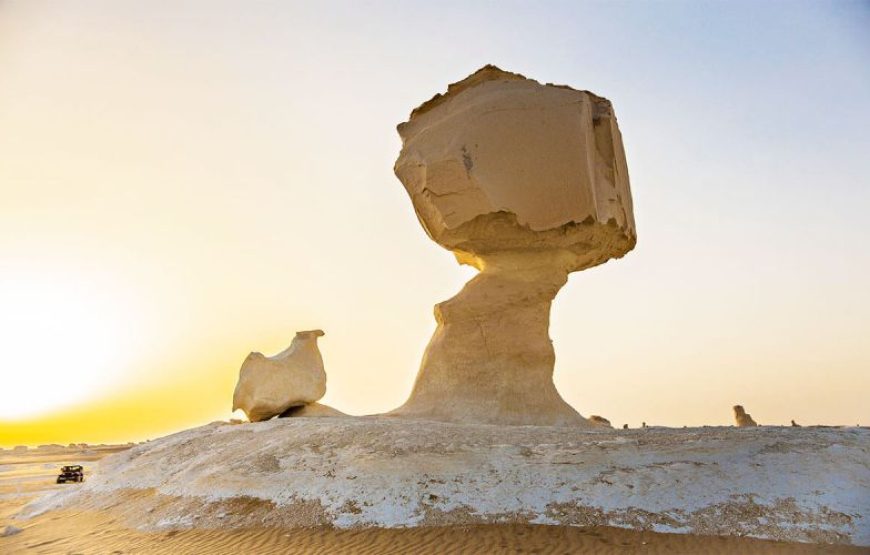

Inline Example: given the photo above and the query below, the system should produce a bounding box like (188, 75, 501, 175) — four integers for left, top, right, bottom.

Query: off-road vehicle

(56, 465, 84, 483)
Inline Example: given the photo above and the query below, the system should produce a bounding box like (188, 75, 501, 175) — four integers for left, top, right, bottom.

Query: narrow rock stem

(390, 252, 592, 426)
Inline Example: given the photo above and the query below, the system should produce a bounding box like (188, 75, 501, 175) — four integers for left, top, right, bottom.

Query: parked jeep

(56, 465, 84, 484)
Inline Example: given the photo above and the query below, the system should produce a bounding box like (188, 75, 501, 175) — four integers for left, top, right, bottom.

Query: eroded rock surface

(232, 330, 326, 422)
(390, 66, 635, 426)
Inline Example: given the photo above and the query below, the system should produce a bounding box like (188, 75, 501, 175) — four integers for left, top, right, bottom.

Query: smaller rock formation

(733, 405, 758, 427)
(622, 424, 628, 429)
(232, 330, 326, 422)
(791, 420, 801, 427)
(1, 525, 22, 537)
(589, 415, 612, 428)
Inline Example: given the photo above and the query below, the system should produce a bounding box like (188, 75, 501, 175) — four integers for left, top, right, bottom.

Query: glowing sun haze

(1, 0, 868, 446)
(0, 271, 137, 420)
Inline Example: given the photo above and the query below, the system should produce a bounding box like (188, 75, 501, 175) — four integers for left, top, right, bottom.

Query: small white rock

(1, 525, 22, 537)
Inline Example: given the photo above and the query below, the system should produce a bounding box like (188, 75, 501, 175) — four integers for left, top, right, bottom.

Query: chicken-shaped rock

(233, 330, 326, 422)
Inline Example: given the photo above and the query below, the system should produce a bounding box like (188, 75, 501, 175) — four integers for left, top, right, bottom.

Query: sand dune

(4, 506, 869, 555)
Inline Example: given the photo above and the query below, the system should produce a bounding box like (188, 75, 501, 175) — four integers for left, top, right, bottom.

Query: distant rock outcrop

(232, 330, 327, 422)
(791, 420, 801, 427)
(589, 415, 612, 428)
(733, 405, 758, 427)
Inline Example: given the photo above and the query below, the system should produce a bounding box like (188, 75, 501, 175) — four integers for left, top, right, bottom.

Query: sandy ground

(2, 444, 868, 554)
(0, 445, 130, 510)
(5, 507, 870, 554)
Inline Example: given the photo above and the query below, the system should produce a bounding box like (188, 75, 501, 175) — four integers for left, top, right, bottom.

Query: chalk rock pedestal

(390, 66, 636, 426)
(399, 252, 579, 425)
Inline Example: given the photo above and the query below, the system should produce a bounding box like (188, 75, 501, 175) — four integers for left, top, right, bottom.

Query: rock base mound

(24, 418, 869, 546)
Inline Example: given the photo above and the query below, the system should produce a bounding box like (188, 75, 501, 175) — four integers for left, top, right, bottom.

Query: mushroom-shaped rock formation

(733, 405, 758, 427)
(390, 66, 636, 426)
(232, 330, 326, 422)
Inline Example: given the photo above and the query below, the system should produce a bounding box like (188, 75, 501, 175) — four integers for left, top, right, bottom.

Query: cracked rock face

(232, 330, 326, 422)
(390, 66, 636, 426)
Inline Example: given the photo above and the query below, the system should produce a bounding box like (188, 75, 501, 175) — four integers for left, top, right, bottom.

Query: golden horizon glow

(0, 268, 144, 421)
(2, 2, 869, 447)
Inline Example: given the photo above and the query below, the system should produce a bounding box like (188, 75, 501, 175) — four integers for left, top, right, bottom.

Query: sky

(1, 0, 868, 447)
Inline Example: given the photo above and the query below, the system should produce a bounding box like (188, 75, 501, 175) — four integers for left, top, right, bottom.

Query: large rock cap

(395, 65, 635, 271)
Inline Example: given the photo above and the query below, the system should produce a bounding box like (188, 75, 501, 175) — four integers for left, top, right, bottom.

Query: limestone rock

(733, 405, 758, 427)
(232, 330, 326, 422)
(390, 66, 635, 426)
(394, 65, 635, 269)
